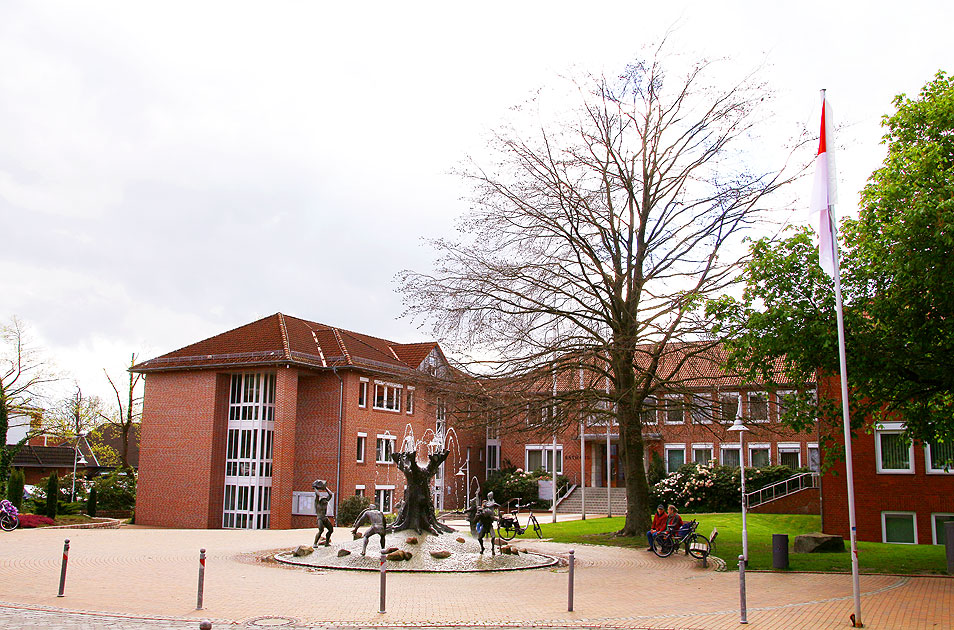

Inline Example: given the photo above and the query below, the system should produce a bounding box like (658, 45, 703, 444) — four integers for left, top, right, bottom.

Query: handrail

(553, 483, 577, 509)
(746, 472, 819, 508)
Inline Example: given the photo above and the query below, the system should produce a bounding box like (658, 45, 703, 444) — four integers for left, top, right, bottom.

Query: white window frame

(748, 443, 771, 467)
(775, 389, 795, 422)
(777, 442, 801, 469)
(486, 439, 501, 474)
(373, 381, 403, 412)
(881, 511, 918, 544)
(747, 391, 769, 423)
(375, 485, 395, 513)
(664, 394, 684, 425)
(807, 442, 820, 472)
(356, 432, 367, 463)
(924, 440, 954, 474)
(719, 392, 739, 424)
(720, 444, 741, 467)
(358, 377, 369, 408)
(355, 484, 366, 498)
(690, 393, 712, 424)
(406, 386, 415, 415)
(692, 443, 714, 466)
(376, 434, 397, 464)
(875, 422, 915, 474)
(525, 444, 563, 474)
(664, 443, 686, 473)
(931, 513, 954, 545)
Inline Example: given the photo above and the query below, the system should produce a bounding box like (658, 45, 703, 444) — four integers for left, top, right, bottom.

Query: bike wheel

(687, 533, 710, 559)
(497, 522, 517, 541)
(652, 535, 675, 558)
(531, 516, 542, 539)
(0, 513, 17, 532)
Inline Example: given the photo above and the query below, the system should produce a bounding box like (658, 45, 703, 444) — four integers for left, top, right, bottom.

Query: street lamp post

(71, 433, 87, 502)
(728, 397, 750, 624)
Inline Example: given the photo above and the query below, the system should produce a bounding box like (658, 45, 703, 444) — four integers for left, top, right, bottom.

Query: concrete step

(557, 487, 628, 513)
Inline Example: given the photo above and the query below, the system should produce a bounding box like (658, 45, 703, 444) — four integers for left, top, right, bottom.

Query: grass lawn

(522, 513, 951, 575)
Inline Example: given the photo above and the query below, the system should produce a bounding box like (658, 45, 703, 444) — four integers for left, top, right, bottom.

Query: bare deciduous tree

(93, 353, 143, 470)
(400, 48, 801, 536)
(1, 316, 58, 493)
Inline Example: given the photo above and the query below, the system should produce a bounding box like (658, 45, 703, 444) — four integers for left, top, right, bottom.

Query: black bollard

(567, 549, 575, 612)
(772, 534, 789, 570)
(57, 539, 70, 597)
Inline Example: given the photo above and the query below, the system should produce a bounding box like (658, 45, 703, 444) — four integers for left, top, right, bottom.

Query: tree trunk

(389, 450, 454, 535)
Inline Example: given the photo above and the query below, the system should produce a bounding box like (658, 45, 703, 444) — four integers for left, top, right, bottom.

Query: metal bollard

(738, 554, 748, 624)
(57, 539, 70, 597)
(196, 548, 206, 610)
(379, 550, 387, 614)
(567, 549, 575, 612)
(945, 521, 954, 575)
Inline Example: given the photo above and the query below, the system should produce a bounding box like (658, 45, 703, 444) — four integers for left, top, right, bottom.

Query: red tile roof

(131, 313, 440, 376)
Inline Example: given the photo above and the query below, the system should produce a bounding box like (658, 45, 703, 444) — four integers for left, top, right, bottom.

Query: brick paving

(0, 522, 950, 629)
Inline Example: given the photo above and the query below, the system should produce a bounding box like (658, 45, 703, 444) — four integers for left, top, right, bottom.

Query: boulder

(337, 549, 351, 558)
(387, 550, 408, 561)
(430, 550, 452, 559)
(793, 532, 846, 553)
(405, 536, 419, 545)
(384, 546, 399, 555)
(353, 532, 362, 540)
(456, 537, 466, 544)
(292, 545, 314, 557)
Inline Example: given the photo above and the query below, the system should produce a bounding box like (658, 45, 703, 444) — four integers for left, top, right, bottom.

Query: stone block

(794, 532, 845, 553)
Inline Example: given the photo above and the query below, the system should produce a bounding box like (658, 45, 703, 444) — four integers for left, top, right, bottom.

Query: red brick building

(818, 377, 954, 545)
(132, 313, 476, 529)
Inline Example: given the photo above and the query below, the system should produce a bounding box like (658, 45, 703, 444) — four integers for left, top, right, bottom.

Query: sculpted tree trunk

(390, 449, 454, 535)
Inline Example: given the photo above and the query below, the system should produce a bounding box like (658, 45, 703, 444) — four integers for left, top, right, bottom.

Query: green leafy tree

(86, 485, 97, 517)
(6, 467, 24, 510)
(45, 471, 59, 519)
(709, 71, 954, 457)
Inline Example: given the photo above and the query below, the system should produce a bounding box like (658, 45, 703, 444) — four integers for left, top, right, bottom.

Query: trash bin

(772, 534, 789, 570)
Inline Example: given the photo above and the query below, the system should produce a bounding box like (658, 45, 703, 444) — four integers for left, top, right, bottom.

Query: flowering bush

(484, 465, 570, 509)
(18, 514, 55, 528)
(650, 463, 811, 512)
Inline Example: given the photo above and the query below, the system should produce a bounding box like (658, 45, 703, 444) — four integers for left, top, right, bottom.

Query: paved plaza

(0, 520, 950, 630)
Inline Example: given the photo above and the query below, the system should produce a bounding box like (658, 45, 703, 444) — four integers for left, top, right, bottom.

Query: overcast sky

(2, 0, 952, 404)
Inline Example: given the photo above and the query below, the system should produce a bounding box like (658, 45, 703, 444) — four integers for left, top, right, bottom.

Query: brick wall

(137, 371, 223, 528)
(749, 488, 820, 515)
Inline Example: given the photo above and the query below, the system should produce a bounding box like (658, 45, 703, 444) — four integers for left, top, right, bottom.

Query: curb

(44, 518, 124, 530)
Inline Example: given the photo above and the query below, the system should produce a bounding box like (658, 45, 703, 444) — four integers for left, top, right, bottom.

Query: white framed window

(719, 392, 739, 424)
(665, 444, 686, 473)
(775, 389, 795, 421)
(690, 393, 712, 424)
(355, 484, 365, 497)
(640, 396, 657, 425)
(375, 486, 395, 512)
(925, 438, 954, 473)
(807, 442, 820, 472)
(436, 398, 446, 435)
(525, 444, 563, 474)
(778, 443, 801, 469)
(664, 394, 684, 425)
(356, 432, 367, 463)
(486, 440, 500, 474)
(747, 392, 769, 423)
(376, 434, 396, 463)
(749, 443, 770, 468)
(720, 444, 741, 468)
(882, 511, 917, 544)
(223, 372, 275, 530)
(358, 377, 369, 408)
(931, 513, 954, 545)
(373, 381, 403, 412)
(692, 443, 713, 466)
(875, 422, 914, 473)
(406, 387, 415, 415)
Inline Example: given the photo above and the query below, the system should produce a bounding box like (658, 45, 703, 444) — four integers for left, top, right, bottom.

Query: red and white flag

(810, 95, 838, 277)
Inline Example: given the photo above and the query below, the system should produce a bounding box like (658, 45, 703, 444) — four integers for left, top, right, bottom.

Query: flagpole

(821, 88, 863, 628)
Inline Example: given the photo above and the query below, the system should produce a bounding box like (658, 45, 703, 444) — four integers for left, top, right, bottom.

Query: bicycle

(651, 519, 709, 559)
(496, 501, 543, 540)
(0, 500, 19, 532)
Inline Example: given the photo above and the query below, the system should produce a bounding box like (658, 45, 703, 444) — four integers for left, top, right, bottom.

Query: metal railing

(746, 472, 819, 508)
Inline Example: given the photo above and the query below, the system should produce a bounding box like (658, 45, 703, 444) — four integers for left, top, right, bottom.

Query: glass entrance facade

(223, 373, 275, 529)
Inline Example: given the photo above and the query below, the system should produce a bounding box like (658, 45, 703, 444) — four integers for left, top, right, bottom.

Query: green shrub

(45, 472, 59, 518)
(647, 451, 666, 487)
(650, 463, 812, 513)
(6, 468, 24, 510)
(338, 494, 371, 526)
(86, 486, 97, 517)
(484, 465, 569, 509)
(92, 469, 137, 510)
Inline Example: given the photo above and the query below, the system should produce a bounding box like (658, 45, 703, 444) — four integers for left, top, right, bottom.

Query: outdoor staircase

(746, 472, 820, 509)
(556, 486, 628, 514)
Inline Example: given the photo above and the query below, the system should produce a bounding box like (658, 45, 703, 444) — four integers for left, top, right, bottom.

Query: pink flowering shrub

(18, 514, 56, 528)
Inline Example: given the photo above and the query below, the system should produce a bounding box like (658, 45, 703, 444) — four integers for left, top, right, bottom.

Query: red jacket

(651, 512, 668, 532)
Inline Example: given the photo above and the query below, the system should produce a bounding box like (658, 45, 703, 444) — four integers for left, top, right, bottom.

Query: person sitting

(646, 504, 667, 551)
(666, 504, 684, 533)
